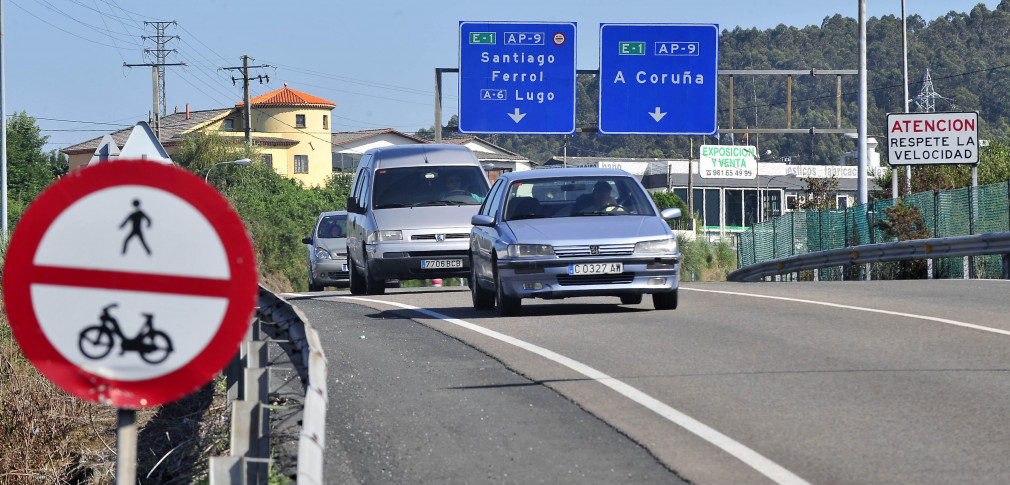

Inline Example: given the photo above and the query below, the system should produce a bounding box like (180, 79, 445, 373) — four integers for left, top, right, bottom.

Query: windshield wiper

(573, 211, 620, 216)
(509, 214, 550, 221)
(375, 203, 410, 209)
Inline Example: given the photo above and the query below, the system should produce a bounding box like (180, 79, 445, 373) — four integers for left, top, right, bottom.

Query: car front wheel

(349, 258, 365, 295)
(653, 289, 678, 310)
(471, 261, 494, 310)
(620, 294, 643, 305)
(364, 258, 386, 295)
(495, 269, 521, 317)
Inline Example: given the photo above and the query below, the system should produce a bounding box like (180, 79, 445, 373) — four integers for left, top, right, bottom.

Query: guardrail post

(1003, 254, 1010, 279)
(230, 397, 268, 485)
(226, 328, 252, 405)
(210, 456, 246, 485)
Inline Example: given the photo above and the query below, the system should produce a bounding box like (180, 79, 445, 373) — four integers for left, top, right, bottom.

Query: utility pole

(124, 21, 185, 140)
(1, 0, 7, 243)
(220, 55, 272, 146)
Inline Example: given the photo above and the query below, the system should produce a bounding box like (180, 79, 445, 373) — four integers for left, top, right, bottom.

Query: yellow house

(62, 84, 336, 186)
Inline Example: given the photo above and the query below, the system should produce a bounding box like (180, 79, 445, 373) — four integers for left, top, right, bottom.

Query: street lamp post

(764, 173, 796, 220)
(205, 158, 251, 182)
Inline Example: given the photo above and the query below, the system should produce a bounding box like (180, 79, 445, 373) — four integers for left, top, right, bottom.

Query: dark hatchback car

(469, 168, 682, 316)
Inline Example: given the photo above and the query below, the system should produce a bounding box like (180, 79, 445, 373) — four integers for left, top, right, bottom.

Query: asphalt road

(292, 296, 683, 485)
(285, 279, 1010, 484)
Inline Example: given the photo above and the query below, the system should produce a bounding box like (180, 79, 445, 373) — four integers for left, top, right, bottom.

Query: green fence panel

(743, 179, 1010, 280)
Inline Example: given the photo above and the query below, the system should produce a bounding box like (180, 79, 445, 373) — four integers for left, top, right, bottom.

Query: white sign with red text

(886, 111, 979, 165)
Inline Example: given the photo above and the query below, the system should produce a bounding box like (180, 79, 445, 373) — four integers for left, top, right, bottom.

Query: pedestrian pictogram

(120, 199, 152, 255)
(2, 160, 257, 408)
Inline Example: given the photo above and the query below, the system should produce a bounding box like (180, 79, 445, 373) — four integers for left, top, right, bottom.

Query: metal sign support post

(116, 409, 137, 485)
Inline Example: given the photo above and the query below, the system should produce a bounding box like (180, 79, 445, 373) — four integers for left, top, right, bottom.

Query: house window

(262, 154, 273, 169)
(225, 119, 235, 131)
(322, 115, 328, 129)
(295, 114, 306, 128)
(294, 155, 309, 174)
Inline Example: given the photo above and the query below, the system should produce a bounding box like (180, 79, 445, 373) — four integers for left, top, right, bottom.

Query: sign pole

(116, 409, 137, 485)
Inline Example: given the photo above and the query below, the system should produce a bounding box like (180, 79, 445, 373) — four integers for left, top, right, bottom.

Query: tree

(799, 176, 840, 210)
(171, 132, 259, 176)
(5, 111, 64, 229)
(6, 111, 55, 197)
(874, 199, 930, 278)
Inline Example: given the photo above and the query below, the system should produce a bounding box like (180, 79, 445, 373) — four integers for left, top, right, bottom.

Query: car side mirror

(302, 236, 313, 245)
(347, 197, 363, 214)
(471, 214, 495, 227)
(660, 207, 682, 220)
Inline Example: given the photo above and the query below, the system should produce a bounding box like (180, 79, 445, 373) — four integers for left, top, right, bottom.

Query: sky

(1, 0, 992, 153)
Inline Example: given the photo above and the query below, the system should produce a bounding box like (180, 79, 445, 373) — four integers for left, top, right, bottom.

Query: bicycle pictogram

(78, 304, 174, 364)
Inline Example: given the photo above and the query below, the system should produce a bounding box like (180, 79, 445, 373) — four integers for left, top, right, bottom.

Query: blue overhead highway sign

(459, 21, 576, 134)
(599, 23, 719, 135)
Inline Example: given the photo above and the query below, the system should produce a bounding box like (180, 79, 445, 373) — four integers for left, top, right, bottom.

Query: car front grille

(404, 250, 469, 258)
(556, 273, 635, 286)
(411, 233, 470, 241)
(553, 243, 635, 258)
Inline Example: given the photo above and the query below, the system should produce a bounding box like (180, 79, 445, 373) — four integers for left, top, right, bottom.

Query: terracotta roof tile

(239, 84, 335, 108)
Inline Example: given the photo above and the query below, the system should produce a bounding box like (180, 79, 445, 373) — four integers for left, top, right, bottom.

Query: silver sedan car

(302, 211, 349, 291)
(469, 168, 682, 316)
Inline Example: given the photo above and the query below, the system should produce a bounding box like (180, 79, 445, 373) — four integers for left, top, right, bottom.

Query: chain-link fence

(738, 179, 1010, 279)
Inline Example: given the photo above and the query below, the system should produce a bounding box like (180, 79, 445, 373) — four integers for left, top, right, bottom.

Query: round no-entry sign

(3, 161, 257, 408)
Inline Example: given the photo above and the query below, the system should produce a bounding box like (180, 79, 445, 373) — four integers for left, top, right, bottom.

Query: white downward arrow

(508, 108, 526, 123)
(649, 107, 667, 122)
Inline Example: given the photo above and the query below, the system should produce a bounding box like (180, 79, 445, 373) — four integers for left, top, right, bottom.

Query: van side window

(356, 172, 371, 209)
(351, 169, 367, 200)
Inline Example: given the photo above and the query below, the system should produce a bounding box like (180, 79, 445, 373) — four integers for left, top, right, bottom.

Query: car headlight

(367, 230, 402, 244)
(507, 244, 555, 258)
(634, 237, 678, 254)
(314, 247, 332, 259)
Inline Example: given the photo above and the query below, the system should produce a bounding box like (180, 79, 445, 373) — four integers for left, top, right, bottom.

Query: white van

(345, 144, 491, 295)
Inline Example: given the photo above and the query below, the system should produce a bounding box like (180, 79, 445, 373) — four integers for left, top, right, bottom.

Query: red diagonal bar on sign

(30, 265, 232, 297)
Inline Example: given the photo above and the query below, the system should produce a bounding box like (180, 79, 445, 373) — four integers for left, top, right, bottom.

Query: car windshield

(502, 176, 655, 221)
(316, 215, 347, 238)
(372, 166, 489, 209)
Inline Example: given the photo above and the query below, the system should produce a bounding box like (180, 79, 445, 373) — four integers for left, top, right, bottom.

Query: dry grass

(1, 309, 230, 484)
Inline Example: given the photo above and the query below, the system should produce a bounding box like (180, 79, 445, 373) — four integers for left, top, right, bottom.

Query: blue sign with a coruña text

(459, 21, 576, 134)
(599, 23, 718, 135)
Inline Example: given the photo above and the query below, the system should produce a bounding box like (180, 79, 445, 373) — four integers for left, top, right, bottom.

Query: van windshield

(372, 166, 489, 209)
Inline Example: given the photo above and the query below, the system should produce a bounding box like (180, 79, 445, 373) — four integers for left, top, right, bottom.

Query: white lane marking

(337, 296, 811, 485)
(282, 293, 310, 298)
(682, 287, 1010, 337)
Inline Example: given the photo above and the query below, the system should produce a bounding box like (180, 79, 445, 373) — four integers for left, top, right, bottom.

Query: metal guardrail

(728, 232, 1010, 282)
(210, 285, 327, 484)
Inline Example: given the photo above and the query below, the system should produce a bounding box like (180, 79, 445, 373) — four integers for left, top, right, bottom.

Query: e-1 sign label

(619, 42, 645, 55)
(470, 32, 495, 44)
(886, 111, 979, 165)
